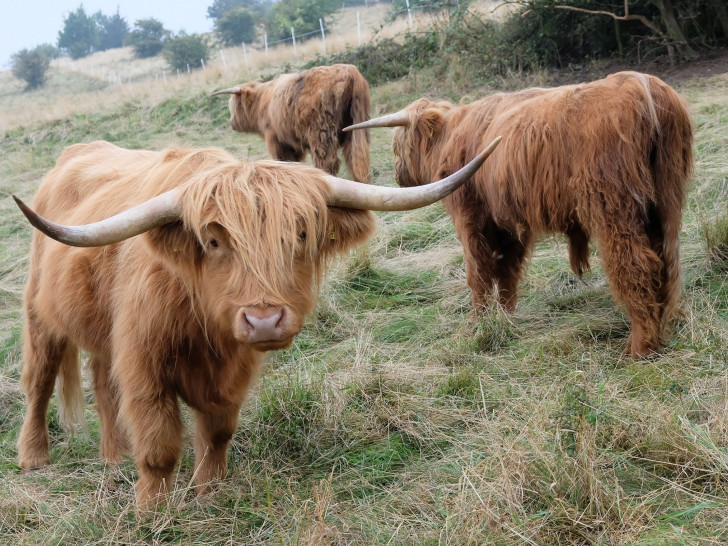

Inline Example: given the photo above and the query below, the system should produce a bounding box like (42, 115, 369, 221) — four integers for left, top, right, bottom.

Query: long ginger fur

(226, 63, 372, 182)
(390, 71, 693, 358)
(17, 141, 375, 507)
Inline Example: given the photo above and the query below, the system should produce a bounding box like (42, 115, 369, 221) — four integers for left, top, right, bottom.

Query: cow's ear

(416, 109, 444, 149)
(143, 222, 201, 269)
(241, 85, 257, 108)
(322, 209, 376, 256)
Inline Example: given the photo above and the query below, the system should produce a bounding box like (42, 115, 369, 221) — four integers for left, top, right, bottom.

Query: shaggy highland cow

(13, 139, 500, 507)
(346, 71, 694, 358)
(211, 63, 372, 182)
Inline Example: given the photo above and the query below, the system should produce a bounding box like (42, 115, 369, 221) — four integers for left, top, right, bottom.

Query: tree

(649, 0, 698, 60)
(11, 47, 52, 90)
(207, 0, 269, 20)
(208, 0, 247, 19)
(266, 0, 339, 42)
(215, 7, 258, 45)
(96, 9, 129, 51)
(125, 18, 169, 58)
(163, 33, 211, 71)
(553, 0, 699, 62)
(57, 5, 100, 59)
(35, 43, 61, 60)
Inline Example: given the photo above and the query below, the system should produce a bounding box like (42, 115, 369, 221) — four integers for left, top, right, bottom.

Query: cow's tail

(56, 344, 86, 434)
(348, 72, 372, 182)
(641, 73, 694, 326)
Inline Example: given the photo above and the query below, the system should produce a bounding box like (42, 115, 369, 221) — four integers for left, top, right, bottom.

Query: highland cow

(346, 71, 694, 358)
(13, 138, 499, 507)
(212, 64, 372, 182)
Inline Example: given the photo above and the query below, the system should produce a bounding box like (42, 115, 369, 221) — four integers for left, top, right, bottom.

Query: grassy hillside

(1, 13, 728, 546)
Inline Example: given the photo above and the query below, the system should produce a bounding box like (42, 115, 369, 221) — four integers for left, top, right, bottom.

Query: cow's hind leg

(308, 125, 341, 176)
(90, 356, 129, 464)
(341, 131, 370, 182)
(594, 205, 663, 358)
(17, 313, 74, 469)
(644, 203, 682, 329)
(192, 405, 241, 495)
(566, 221, 591, 277)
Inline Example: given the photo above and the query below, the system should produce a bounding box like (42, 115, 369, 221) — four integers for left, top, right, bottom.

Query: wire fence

(50, 1, 479, 90)
(53, 7, 393, 86)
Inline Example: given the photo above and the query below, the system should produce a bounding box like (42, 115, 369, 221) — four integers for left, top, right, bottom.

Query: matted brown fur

(390, 71, 693, 358)
(226, 63, 371, 182)
(16, 141, 375, 507)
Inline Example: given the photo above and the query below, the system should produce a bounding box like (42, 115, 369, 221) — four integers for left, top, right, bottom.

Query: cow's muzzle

(235, 306, 295, 347)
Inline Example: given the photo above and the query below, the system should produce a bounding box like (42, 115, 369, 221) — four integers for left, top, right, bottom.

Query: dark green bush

(125, 18, 169, 59)
(163, 34, 211, 71)
(301, 0, 726, 91)
(215, 7, 257, 46)
(302, 30, 440, 86)
(57, 5, 99, 59)
(94, 9, 129, 51)
(35, 43, 61, 60)
(265, 0, 339, 42)
(11, 47, 51, 90)
(208, 0, 270, 19)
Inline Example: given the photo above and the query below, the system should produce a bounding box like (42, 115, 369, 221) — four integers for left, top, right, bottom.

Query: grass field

(1, 6, 728, 544)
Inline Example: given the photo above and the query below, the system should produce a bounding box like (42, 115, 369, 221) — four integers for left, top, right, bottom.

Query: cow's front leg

(193, 405, 241, 495)
(452, 213, 499, 312)
(114, 354, 183, 509)
(459, 215, 530, 312)
(266, 133, 305, 163)
(129, 393, 182, 508)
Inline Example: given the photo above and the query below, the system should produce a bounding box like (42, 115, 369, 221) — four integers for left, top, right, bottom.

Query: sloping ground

(0, 14, 727, 546)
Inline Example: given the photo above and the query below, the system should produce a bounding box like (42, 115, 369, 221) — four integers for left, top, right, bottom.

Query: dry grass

(1, 5, 728, 544)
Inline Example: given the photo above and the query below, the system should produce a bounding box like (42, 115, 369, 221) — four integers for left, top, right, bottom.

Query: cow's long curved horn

(342, 111, 410, 132)
(325, 136, 501, 211)
(210, 86, 241, 97)
(12, 189, 183, 247)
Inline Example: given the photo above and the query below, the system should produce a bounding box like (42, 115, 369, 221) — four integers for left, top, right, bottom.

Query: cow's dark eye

(299, 232, 306, 242)
(210, 239, 219, 248)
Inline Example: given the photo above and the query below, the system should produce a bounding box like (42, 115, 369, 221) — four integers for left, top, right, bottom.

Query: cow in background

(13, 138, 500, 507)
(212, 64, 372, 182)
(346, 72, 693, 358)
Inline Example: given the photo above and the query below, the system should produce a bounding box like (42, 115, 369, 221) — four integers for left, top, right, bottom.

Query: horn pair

(13, 137, 501, 248)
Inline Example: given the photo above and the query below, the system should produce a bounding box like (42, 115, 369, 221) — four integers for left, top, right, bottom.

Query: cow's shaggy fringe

(223, 64, 372, 182)
(390, 71, 694, 358)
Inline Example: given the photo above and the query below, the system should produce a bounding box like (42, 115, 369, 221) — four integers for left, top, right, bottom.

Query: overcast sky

(0, 1, 213, 69)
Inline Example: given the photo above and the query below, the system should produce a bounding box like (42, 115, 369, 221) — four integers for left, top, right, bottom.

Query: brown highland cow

(346, 71, 694, 358)
(13, 139, 500, 507)
(211, 63, 372, 182)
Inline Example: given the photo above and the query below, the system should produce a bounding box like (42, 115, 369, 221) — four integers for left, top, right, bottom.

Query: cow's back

(436, 72, 690, 232)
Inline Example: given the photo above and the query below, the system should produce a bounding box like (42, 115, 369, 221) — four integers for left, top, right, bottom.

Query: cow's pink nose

(240, 307, 286, 342)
